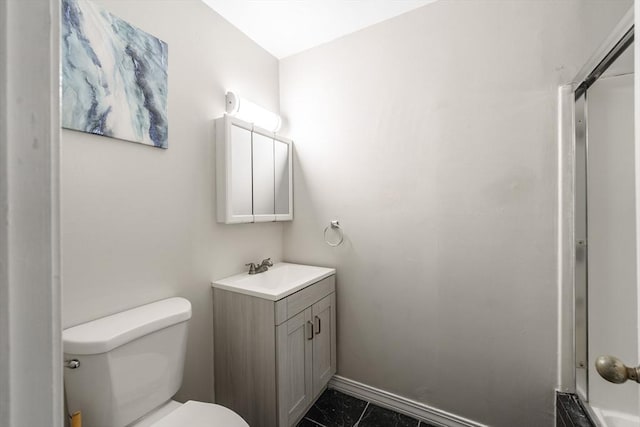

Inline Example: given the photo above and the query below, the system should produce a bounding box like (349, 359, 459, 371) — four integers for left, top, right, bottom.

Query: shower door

(574, 22, 639, 426)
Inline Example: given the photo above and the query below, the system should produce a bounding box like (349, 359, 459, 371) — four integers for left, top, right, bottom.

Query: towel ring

(324, 220, 344, 247)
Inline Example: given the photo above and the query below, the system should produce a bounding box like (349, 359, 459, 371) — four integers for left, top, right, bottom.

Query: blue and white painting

(61, 0, 168, 148)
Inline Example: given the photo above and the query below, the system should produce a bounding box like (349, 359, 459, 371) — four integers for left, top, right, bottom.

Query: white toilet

(63, 297, 248, 427)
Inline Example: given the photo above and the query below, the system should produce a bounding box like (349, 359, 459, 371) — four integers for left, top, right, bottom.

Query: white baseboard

(328, 375, 487, 427)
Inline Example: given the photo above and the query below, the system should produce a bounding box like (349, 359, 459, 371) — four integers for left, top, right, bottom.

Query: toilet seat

(149, 401, 248, 427)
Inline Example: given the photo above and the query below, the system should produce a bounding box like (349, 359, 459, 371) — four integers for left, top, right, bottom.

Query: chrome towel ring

(324, 220, 344, 247)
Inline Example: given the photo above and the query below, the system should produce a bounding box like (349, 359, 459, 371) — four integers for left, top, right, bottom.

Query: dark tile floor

(298, 389, 440, 427)
(556, 392, 594, 427)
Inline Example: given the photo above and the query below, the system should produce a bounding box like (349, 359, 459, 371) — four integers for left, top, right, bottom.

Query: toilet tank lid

(63, 297, 192, 355)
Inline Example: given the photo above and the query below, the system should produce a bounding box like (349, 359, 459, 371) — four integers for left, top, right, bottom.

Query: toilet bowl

(63, 297, 248, 427)
(130, 400, 247, 427)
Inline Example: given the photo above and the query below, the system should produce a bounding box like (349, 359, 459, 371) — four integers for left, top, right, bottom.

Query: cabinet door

(230, 123, 254, 218)
(274, 136, 293, 221)
(311, 293, 337, 398)
(215, 116, 254, 224)
(277, 308, 313, 426)
(252, 130, 275, 222)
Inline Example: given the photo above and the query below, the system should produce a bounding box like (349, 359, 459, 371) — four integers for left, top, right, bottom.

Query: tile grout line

(303, 417, 327, 427)
(340, 389, 424, 427)
(353, 401, 370, 427)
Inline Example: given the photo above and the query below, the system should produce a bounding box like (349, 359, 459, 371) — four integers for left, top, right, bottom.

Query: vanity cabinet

(278, 293, 336, 425)
(215, 115, 293, 224)
(212, 271, 336, 427)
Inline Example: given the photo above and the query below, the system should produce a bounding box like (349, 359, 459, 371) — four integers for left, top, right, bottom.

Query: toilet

(63, 297, 248, 427)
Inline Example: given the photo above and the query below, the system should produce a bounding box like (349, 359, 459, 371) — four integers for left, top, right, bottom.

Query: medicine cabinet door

(228, 121, 253, 222)
(252, 129, 276, 222)
(274, 136, 293, 221)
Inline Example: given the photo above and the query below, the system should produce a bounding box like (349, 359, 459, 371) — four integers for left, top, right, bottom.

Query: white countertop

(211, 262, 336, 301)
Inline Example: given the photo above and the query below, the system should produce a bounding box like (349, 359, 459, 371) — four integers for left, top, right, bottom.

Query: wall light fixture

(225, 91, 282, 132)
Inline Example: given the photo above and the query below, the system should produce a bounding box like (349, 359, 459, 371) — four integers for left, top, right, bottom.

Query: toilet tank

(63, 298, 192, 427)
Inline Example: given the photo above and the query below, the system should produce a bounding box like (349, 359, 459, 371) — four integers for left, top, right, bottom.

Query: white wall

(1, 0, 62, 426)
(61, 0, 282, 402)
(279, 1, 631, 425)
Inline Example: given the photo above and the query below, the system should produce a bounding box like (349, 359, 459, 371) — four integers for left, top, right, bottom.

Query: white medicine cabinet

(215, 115, 293, 224)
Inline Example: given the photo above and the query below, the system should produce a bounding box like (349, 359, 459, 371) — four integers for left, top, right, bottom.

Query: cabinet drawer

(275, 275, 335, 325)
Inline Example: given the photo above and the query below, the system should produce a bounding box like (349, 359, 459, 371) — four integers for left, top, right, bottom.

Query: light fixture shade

(225, 91, 282, 132)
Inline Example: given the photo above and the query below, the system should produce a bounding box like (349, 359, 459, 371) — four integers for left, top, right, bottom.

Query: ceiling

(201, 0, 437, 59)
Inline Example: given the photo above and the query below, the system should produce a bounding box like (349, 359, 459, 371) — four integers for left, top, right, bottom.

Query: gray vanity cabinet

(213, 275, 336, 427)
(311, 294, 336, 397)
(277, 292, 336, 426)
(277, 308, 313, 425)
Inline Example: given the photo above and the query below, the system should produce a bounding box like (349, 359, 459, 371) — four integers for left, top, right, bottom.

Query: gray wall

(279, 1, 631, 425)
(61, 0, 282, 402)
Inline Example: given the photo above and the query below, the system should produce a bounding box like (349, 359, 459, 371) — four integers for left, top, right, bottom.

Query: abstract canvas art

(61, 0, 168, 148)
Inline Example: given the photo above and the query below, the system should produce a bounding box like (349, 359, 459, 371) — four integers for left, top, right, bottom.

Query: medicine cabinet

(215, 115, 293, 224)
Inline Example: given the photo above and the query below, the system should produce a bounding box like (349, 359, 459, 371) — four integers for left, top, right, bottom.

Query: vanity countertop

(211, 262, 335, 301)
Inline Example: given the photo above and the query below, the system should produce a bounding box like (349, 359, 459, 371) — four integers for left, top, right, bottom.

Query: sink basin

(212, 262, 335, 301)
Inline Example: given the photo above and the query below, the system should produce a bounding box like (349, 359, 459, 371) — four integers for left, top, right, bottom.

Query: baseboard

(328, 375, 487, 427)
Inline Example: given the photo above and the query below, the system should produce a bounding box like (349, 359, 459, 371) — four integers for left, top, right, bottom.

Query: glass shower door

(578, 38, 639, 426)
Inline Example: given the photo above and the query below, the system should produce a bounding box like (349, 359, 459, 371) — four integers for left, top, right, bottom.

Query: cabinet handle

(306, 321, 314, 340)
(314, 316, 321, 335)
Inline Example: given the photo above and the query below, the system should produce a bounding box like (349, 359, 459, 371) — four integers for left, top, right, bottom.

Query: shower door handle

(595, 355, 640, 384)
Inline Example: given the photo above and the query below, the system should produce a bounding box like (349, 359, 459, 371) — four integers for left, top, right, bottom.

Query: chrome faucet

(245, 258, 273, 275)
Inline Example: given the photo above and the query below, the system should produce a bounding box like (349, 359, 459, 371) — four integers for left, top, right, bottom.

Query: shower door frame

(0, 1, 63, 426)
(558, 5, 634, 417)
